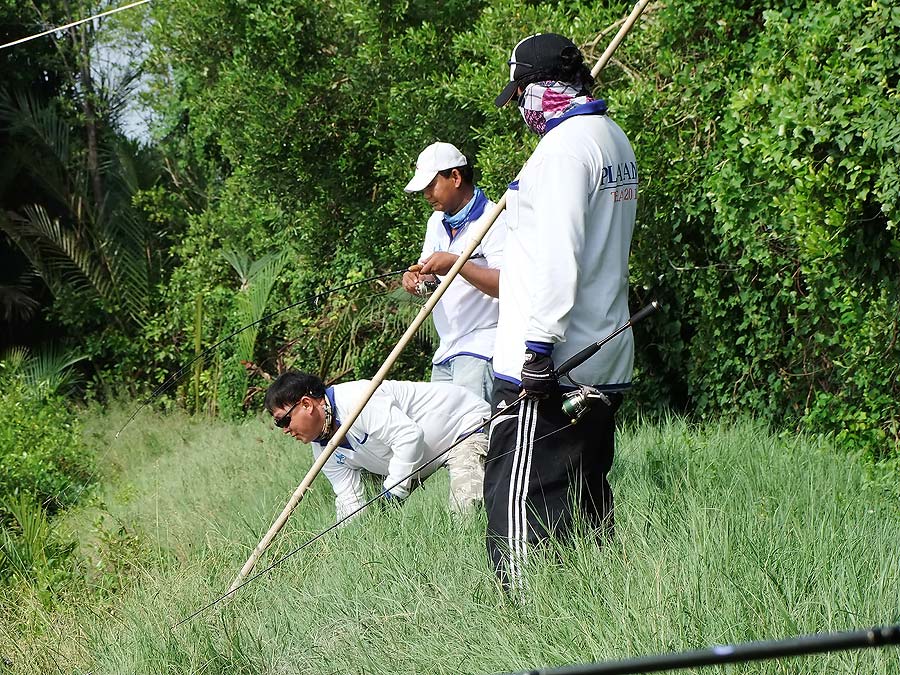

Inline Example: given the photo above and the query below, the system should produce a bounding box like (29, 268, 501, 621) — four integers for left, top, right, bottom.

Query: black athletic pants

(484, 379, 622, 588)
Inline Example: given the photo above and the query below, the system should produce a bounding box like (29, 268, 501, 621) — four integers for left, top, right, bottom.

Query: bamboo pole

(226, 0, 652, 597)
(591, 0, 651, 79)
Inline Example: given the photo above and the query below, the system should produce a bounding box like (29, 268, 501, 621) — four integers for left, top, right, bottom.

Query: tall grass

(1, 409, 897, 674)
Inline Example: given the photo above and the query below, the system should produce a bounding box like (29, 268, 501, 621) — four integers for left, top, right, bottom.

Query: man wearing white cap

(401, 142, 506, 403)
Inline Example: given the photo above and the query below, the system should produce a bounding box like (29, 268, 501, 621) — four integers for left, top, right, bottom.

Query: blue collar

(544, 99, 608, 134)
(442, 187, 488, 242)
(322, 387, 352, 450)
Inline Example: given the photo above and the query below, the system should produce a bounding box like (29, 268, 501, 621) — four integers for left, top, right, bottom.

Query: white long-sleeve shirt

(494, 109, 637, 388)
(420, 192, 506, 364)
(312, 380, 490, 520)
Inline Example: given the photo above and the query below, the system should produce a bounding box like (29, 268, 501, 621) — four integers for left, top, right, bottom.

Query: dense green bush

(0, 494, 76, 600)
(120, 0, 899, 459)
(618, 0, 900, 458)
(0, 377, 93, 516)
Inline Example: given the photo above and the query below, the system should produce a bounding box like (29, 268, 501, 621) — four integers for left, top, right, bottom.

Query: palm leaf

(18, 204, 113, 301)
(1, 90, 155, 327)
(21, 344, 87, 397)
(309, 288, 437, 378)
(0, 91, 71, 172)
(97, 206, 150, 320)
(0, 495, 51, 580)
(0, 269, 40, 322)
(222, 248, 251, 289)
(0, 346, 29, 377)
(235, 252, 288, 361)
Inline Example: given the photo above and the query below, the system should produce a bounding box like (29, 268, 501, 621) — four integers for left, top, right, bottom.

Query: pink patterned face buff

(518, 80, 594, 136)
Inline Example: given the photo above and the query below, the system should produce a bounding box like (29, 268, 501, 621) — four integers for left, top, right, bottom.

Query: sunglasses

(274, 398, 304, 429)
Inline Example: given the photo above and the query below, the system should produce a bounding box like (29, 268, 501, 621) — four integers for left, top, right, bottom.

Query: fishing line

(0, 0, 153, 50)
(48, 269, 409, 536)
(225, 2, 656, 589)
(116, 268, 408, 438)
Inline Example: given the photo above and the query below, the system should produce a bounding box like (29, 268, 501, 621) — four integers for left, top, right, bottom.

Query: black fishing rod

(116, 268, 409, 437)
(174, 301, 660, 627)
(491, 624, 900, 675)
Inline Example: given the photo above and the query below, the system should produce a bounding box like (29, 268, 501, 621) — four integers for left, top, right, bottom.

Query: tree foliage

(0, 356, 92, 516)
(133, 0, 900, 459)
(4, 0, 896, 460)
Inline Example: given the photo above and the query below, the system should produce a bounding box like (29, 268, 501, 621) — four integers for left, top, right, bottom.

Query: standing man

(402, 142, 506, 403)
(486, 33, 638, 587)
(265, 371, 490, 521)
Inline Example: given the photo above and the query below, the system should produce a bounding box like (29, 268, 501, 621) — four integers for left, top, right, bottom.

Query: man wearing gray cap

(486, 33, 638, 589)
(402, 142, 506, 403)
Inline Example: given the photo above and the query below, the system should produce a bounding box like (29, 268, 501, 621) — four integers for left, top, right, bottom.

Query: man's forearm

(459, 262, 500, 298)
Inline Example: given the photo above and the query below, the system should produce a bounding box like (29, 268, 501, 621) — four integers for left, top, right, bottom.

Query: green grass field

(2, 407, 898, 674)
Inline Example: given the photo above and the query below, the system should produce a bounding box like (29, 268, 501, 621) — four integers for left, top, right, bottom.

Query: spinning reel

(561, 386, 613, 424)
(553, 300, 661, 424)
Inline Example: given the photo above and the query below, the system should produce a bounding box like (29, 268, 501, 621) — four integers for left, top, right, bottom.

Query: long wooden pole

(591, 0, 651, 78)
(226, 0, 652, 597)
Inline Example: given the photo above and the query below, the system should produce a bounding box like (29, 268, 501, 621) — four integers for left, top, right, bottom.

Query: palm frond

(19, 204, 113, 301)
(4, 141, 73, 209)
(0, 91, 71, 173)
(235, 252, 288, 361)
(1, 347, 29, 378)
(309, 288, 437, 379)
(97, 206, 150, 320)
(21, 343, 87, 398)
(222, 248, 251, 289)
(1, 88, 156, 330)
(0, 495, 52, 579)
(0, 269, 40, 322)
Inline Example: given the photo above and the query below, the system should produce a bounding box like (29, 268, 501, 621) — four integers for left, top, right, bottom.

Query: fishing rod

(116, 267, 409, 438)
(492, 624, 900, 675)
(175, 301, 660, 627)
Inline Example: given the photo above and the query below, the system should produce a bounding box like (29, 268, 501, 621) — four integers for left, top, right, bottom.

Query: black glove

(521, 348, 559, 398)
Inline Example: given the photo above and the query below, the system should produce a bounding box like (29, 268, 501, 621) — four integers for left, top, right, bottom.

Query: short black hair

(438, 161, 474, 185)
(264, 371, 326, 413)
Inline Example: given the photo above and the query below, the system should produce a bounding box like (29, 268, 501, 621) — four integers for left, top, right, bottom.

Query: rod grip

(555, 301, 661, 377)
(629, 299, 661, 326)
(556, 346, 596, 377)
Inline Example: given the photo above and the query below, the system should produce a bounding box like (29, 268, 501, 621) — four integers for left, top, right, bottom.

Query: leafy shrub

(669, 0, 900, 458)
(0, 376, 93, 515)
(0, 494, 75, 598)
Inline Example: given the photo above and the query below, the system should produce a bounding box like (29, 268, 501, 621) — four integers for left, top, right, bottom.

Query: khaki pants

(445, 431, 488, 514)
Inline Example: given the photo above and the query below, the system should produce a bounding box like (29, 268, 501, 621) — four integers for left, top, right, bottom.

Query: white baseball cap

(404, 142, 467, 193)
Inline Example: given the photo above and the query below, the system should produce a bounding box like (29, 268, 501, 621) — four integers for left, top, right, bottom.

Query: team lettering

(599, 161, 638, 186)
(612, 187, 636, 202)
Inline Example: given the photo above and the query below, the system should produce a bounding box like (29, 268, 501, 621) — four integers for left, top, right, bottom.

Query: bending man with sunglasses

(265, 371, 490, 522)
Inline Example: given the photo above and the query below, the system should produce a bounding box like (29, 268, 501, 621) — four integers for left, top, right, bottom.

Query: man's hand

(521, 348, 558, 398)
(382, 489, 404, 503)
(420, 252, 459, 276)
(377, 483, 408, 510)
(402, 266, 423, 295)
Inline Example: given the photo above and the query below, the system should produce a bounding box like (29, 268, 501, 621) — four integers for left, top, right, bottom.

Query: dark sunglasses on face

(274, 398, 303, 428)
